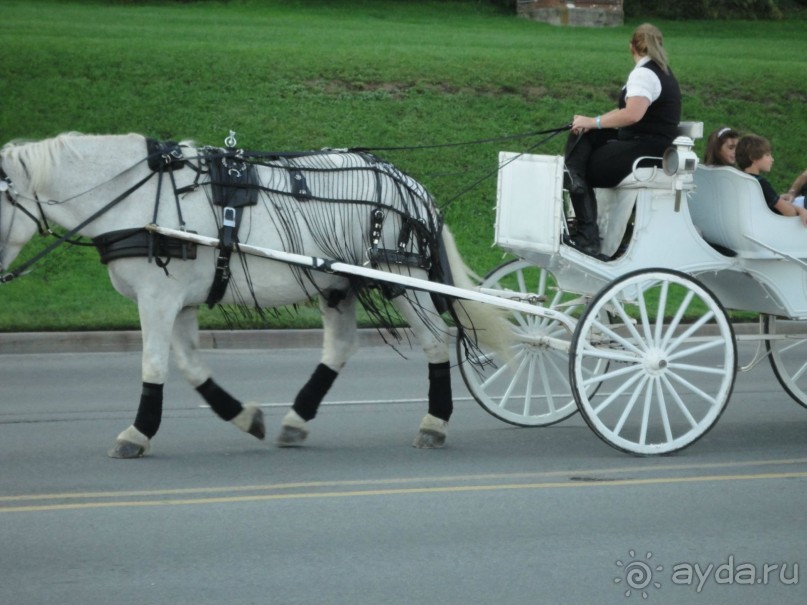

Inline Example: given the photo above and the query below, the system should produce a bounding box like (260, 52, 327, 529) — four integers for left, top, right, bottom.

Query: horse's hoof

(232, 404, 265, 440)
(412, 414, 447, 449)
(108, 440, 148, 458)
(248, 408, 266, 440)
(276, 410, 309, 447)
(413, 430, 446, 449)
(108, 426, 150, 458)
(276, 426, 308, 447)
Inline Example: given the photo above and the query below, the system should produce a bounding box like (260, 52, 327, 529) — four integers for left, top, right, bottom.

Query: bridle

(0, 157, 68, 279)
(0, 164, 54, 236)
(0, 158, 159, 284)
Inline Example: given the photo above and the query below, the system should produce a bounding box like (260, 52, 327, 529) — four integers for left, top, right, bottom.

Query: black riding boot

(568, 186, 600, 255)
(564, 133, 592, 196)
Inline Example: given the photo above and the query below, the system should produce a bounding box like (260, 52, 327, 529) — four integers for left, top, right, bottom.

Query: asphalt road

(2, 339, 806, 605)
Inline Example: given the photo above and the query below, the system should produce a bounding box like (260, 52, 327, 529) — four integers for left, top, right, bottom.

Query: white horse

(0, 132, 509, 457)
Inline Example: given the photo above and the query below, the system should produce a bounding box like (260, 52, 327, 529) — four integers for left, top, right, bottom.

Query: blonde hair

(631, 23, 669, 73)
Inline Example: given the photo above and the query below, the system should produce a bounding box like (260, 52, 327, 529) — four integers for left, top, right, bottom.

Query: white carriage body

(494, 123, 807, 319)
(688, 166, 807, 318)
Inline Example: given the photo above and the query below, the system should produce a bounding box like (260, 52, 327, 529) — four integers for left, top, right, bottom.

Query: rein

(440, 125, 571, 209)
(347, 124, 571, 153)
(345, 124, 571, 210)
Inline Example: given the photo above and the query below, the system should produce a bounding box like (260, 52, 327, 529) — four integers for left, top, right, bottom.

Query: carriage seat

(615, 121, 704, 189)
(595, 122, 704, 256)
(689, 165, 807, 260)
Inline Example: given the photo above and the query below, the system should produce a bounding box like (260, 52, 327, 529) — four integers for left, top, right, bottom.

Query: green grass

(1, 0, 805, 331)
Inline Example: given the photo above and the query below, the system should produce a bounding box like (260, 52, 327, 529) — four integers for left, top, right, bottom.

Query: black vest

(618, 60, 681, 140)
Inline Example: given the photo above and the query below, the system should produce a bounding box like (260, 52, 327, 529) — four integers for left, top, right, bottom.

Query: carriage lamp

(662, 136, 699, 177)
(662, 136, 699, 211)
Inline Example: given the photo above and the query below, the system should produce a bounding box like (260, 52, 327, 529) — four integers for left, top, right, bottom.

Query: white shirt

(624, 56, 662, 103)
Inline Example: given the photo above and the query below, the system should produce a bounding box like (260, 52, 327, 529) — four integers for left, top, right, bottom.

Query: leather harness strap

(204, 148, 259, 307)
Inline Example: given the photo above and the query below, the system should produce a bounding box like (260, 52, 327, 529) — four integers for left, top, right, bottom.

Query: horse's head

(0, 133, 139, 280)
(0, 141, 46, 278)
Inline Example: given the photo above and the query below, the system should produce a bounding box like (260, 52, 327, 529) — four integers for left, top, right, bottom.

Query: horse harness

(201, 144, 259, 307)
(126, 140, 441, 307)
(4, 137, 442, 308)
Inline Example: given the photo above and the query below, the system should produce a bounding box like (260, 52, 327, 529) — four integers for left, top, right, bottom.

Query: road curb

(0, 329, 392, 355)
(0, 322, 768, 355)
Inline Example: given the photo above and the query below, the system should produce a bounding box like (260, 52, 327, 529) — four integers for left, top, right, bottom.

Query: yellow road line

(2, 470, 806, 513)
(3, 456, 807, 503)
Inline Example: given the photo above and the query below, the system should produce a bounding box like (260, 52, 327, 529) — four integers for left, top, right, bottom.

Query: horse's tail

(439, 225, 513, 360)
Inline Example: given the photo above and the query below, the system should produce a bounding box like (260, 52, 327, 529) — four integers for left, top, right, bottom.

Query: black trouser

(565, 130, 671, 245)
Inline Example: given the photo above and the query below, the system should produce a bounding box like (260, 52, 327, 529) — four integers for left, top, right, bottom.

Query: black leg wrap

(293, 363, 338, 422)
(134, 382, 164, 439)
(428, 362, 453, 422)
(196, 378, 243, 421)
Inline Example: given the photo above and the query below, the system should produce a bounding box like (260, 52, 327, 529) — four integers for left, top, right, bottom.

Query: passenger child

(787, 168, 807, 206)
(735, 134, 807, 225)
(703, 126, 740, 167)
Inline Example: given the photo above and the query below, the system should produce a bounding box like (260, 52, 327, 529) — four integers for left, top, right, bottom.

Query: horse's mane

(1, 131, 85, 193)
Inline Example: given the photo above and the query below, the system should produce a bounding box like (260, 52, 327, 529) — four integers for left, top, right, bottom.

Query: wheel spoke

(660, 374, 699, 428)
(612, 375, 648, 435)
(654, 280, 669, 344)
(499, 353, 530, 410)
(546, 348, 572, 385)
(665, 369, 721, 407)
(535, 351, 556, 414)
(591, 369, 646, 415)
(778, 336, 807, 356)
(580, 345, 643, 364)
(636, 281, 656, 347)
(479, 347, 525, 390)
(587, 317, 646, 357)
(610, 297, 649, 352)
(668, 362, 727, 376)
(655, 378, 674, 443)
(789, 361, 807, 383)
(523, 353, 537, 416)
(665, 309, 716, 354)
(581, 358, 642, 388)
(667, 336, 727, 361)
(639, 377, 654, 445)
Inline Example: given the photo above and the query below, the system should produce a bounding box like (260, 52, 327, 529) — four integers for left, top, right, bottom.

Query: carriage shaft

(145, 224, 576, 337)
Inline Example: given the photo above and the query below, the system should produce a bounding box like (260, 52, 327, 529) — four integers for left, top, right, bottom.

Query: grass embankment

(1, 0, 805, 330)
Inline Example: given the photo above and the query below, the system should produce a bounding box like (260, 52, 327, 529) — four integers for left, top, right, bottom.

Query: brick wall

(517, 0, 624, 27)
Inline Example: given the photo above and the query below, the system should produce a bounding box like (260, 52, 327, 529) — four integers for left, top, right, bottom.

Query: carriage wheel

(570, 269, 736, 455)
(458, 259, 607, 427)
(764, 314, 807, 409)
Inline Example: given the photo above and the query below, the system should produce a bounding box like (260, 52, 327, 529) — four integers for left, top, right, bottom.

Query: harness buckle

(222, 207, 237, 228)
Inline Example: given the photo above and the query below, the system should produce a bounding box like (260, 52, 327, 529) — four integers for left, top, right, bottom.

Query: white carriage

(459, 122, 807, 455)
(10, 127, 802, 457)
